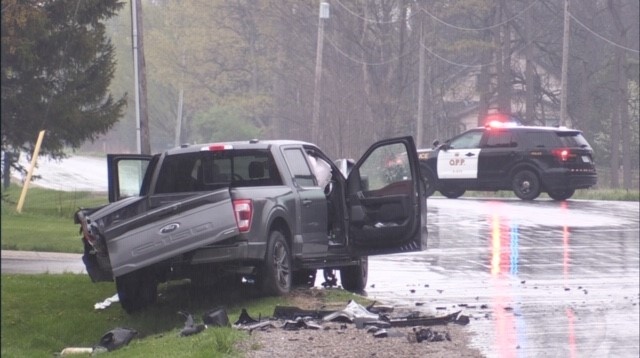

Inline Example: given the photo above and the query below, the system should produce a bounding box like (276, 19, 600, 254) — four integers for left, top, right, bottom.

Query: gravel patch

(235, 321, 484, 358)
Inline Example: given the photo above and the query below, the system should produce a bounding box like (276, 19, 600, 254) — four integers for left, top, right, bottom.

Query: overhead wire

(568, 11, 639, 53)
(419, 13, 558, 69)
(324, 33, 415, 66)
(333, 0, 420, 24)
(420, 0, 541, 32)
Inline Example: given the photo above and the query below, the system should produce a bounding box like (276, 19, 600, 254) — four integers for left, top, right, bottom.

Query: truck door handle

(302, 199, 312, 207)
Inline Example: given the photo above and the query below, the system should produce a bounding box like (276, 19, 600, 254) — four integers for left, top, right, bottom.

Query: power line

(333, 0, 420, 24)
(420, 0, 541, 32)
(569, 12, 639, 54)
(418, 14, 557, 69)
(324, 34, 415, 66)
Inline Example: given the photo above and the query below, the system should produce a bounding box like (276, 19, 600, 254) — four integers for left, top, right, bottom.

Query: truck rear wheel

(340, 257, 368, 292)
(260, 230, 292, 296)
(115, 269, 157, 314)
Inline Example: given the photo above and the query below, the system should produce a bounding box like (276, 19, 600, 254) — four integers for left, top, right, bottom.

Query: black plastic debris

(410, 327, 452, 343)
(354, 317, 391, 329)
(203, 307, 230, 327)
(235, 308, 259, 325)
(237, 321, 277, 334)
(282, 317, 322, 331)
(178, 311, 205, 337)
(387, 310, 465, 327)
(95, 327, 138, 351)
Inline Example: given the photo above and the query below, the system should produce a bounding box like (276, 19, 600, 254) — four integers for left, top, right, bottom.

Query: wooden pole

(17, 130, 46, 213)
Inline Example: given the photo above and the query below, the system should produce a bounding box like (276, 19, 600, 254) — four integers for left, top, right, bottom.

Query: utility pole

(560, 0, 571, 127)
(131, 0, 151, 154)
(416, 14, 425, 148)
(311, 2, 329, 144)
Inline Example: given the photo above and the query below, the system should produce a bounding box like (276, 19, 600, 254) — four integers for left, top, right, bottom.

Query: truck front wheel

(260, 230, 292, 296)
(115, 269, 157, 314)
(340, 257, 368, 292)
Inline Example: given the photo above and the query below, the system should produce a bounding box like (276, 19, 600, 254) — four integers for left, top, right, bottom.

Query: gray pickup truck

(75, 137, 427, 313)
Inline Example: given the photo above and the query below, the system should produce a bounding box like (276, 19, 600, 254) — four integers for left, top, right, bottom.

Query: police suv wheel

(439, 189, 465, 199)
(422, 170, 437, 197)
(547, 189, 575, 201)
(512, 170, 541, 200)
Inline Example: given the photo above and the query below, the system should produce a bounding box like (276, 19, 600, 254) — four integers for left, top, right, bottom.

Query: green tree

(191, 105, 261, 143)
(1, 0, 127, 181)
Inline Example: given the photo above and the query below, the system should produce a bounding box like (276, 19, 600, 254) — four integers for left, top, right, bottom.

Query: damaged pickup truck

(75, 137, 427, 313)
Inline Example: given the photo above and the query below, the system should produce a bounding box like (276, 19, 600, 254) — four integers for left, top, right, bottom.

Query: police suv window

(557, 132, 591, 148)
(283, 148, 316, 187)
(524, 131, 557, 148)
(484, 130, 517, 148)
(449, 130, 483, 149)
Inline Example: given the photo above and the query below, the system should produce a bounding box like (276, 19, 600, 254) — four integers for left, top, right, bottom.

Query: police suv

(418, 122, 598, 200)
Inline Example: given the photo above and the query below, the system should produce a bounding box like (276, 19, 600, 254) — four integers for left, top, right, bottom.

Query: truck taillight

(233, 199, 253, 233)
(552, 148, 570, 162)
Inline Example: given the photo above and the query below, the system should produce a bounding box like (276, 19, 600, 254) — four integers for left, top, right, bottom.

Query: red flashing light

(487, 120, 504, 129)
(553, 148, 570, 162)
(233, 199, 253, 233)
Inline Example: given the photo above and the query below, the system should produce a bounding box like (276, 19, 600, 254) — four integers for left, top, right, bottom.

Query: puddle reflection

(488, 200, 580, 357)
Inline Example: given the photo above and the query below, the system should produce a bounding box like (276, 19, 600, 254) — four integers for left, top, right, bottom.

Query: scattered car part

(178, 311, 205, 337)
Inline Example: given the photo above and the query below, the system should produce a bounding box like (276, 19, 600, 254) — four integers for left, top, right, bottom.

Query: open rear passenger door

(107, 154, 153, 202)
(346, 136, 427, 256)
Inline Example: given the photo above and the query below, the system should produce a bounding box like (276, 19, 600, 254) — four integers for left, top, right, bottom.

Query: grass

(1, 273, 366, 358)
(1, 186, 108, 253)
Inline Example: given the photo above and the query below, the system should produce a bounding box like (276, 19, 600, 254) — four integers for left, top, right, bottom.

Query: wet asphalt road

(365, 197, 640, 358)
(2, 197, 638, 357)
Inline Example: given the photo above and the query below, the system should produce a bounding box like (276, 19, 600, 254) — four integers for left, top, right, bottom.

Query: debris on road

(178, 311, 205, 336)
(57, 327, 137, 356)
(232, 299, 470, 342)
(93, 293, 119, 310)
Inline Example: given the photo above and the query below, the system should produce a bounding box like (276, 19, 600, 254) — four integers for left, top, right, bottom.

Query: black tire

(340, 257, 368, 292)
(115, 269, 157, 314)
(421, 169, 437, 198)
(439, 188, 465, 199)
(512, 170, 541, 200)
(292, 269, 317, 287)
(260, 230, 292, 296)
(547, 188, 575, 201)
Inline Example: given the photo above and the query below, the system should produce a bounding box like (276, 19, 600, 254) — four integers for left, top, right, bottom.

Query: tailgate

(104, 190, 239, 277)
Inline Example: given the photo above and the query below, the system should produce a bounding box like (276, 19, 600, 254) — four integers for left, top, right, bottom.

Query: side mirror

(432, 140, 439, 148)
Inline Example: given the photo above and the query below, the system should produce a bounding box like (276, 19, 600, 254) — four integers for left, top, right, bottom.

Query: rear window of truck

(155, 150, 283, 193)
